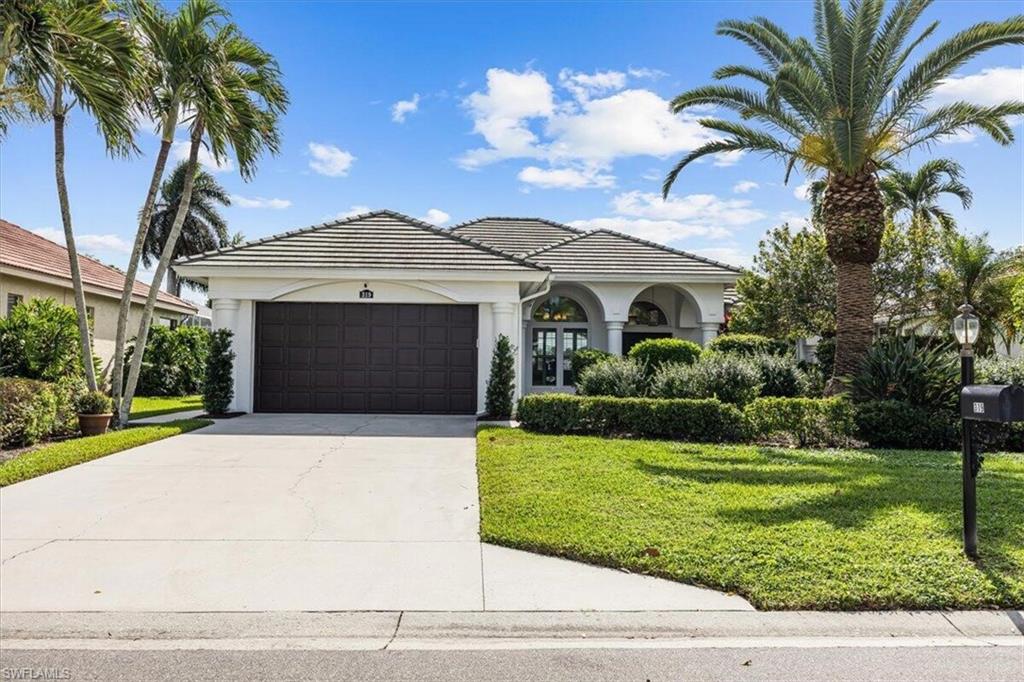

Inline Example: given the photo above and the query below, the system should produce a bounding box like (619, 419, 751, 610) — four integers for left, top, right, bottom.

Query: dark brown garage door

(255, 303, 477, 414)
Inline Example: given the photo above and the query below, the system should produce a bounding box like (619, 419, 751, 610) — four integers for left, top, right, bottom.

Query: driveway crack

(1, 539, 57, 566)
(382, 611, 404, 650)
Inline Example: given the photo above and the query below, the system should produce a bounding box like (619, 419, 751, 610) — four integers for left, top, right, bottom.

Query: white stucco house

(173, 210, 741, 415)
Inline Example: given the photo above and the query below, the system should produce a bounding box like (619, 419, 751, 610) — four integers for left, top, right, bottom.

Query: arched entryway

(526, 292, 595, 390)
(622, 285, 704, 353)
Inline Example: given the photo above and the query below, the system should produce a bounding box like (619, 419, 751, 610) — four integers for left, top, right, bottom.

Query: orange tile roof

(0, 219, 196, 312)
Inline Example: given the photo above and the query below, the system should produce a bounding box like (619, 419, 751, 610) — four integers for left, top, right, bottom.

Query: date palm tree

(3, 0, 138, 391)
(142, 160, 231, 297)
(110, 0, 227, 416)
(118, 11, 288, 424)
(663, 0, 1024, 387)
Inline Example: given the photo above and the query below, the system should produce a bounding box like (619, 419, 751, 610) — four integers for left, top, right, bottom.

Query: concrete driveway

(0, 414, 751, 612)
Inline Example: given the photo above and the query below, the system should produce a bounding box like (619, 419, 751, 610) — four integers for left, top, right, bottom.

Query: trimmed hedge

(627, 338, 702, 373)
(516, 393, 746, 442)
(708, 333, 789, 357)
(745, 397, 853, 447)
(0, 378, 58, 448)
(128, 325, 210, 397)
(852, 400, 959, 450)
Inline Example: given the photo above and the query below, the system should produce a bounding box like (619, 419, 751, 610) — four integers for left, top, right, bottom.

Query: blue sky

(3, 1, 1022, 300)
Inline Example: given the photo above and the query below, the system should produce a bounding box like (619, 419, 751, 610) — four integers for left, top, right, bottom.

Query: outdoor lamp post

(953, 303, 980, 558)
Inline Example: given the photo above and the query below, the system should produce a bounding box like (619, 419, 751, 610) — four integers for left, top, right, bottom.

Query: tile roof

(449, 217, 584, 256)
(522, 229, 743, 278)
(1, 219, 196, 312)
(175, 210, 545, 272)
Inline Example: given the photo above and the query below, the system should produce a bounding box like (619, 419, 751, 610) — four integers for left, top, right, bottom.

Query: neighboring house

(174, 210, 741, 415)
(0, 219, 197, 372)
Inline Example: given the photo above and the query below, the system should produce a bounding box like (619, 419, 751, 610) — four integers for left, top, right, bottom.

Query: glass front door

(562, 328, 588, 386)
(533, 327, 589, 388)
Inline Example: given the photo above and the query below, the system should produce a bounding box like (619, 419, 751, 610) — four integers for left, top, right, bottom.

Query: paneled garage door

(255, 302, 477, 414)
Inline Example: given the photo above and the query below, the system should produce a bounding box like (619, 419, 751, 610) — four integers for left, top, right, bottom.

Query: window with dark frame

(6, 293, 23, 316)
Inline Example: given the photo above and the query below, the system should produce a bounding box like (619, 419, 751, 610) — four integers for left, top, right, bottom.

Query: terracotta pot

(78, 413, 113, 437)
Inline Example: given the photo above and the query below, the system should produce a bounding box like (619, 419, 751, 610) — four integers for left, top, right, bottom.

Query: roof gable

(523, 229, 743, 278)
(449, 217, 583, 256)
(175, 210, 545, 272)
(0, 219, 196, 312)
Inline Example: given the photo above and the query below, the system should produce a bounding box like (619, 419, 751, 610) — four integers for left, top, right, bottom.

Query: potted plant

(77, 390, 114, 436)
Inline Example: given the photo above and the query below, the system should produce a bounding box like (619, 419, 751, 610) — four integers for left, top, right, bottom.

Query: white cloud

(627, 66, 668, 80)
(733, 180, 759, 194)
(231, 195, 291, 209)
(308, 142, 356, 177)
(32, 227, 132, 254)
(793, 181, 813, 201)
(334, 205, 372, 220)
(420, 208, 451, 225)
(558, 69, 627, 102)
(457, 68, 718, 186)
(611, 190, 765, 226)
(391, 93, 421, 123)
(517, 165, 615, 190)
(171, 141, 234, 174)
(778, 211, 813, 231)
(691, 246, 750, 269)
(567, 217, 731, 244)
(458, 68, 555, 169)
(712, 150, 745, 167)
(931, 67, 1024, 108)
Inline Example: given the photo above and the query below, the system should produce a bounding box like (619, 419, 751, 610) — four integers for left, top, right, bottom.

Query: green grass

(0, 419, 211, 487)
(129, 395, 203, 420)
(477, 428, 1024, 610)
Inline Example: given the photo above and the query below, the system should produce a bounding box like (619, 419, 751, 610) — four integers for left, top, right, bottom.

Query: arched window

(628, 301, 667, 327)
(533, 296, 588, 322)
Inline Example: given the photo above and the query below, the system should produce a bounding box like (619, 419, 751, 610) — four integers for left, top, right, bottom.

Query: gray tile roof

(174, 210, 545, 272)
(449, 217, 583, 256)
(523, 230, 743, 278)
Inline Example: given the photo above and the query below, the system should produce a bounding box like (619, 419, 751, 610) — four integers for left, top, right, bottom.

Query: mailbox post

(952, 304, 981, 558)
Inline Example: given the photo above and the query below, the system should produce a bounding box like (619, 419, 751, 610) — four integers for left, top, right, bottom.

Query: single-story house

(174, 210, 741, 415)
(1, 219, 197, 371)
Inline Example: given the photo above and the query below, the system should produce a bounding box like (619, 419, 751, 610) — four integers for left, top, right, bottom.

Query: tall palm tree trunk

(119, 122, 203, 425)
(111, 109, 178, 424)
(52, 81, 98, 392)
(821, 170, 886, 391)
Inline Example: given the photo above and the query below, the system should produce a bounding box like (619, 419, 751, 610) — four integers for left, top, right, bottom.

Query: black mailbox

(960, 384, 1024, 423)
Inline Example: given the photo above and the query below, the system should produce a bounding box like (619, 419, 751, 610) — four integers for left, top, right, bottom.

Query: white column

(211, 298, 241, 411)
(606, 321, 624, 356)
(701, 321, 719, 346)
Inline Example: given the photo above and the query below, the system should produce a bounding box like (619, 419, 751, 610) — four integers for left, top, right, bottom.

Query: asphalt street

(2, 645, 1021, 681)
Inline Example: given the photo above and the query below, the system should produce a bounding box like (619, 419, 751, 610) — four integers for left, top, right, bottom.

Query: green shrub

(745, 397, 854, 447)
(752, 354, 808, 397)
(485, 334, 515, 419)
(0, 298, 82, 381)
(516, 393, 746, 442)
(52, 375, 87, 437)
(127, 325, 210, 397)
(0, 377, 58, 448)
(708, 333, 789, 357)
(977, 355, 1024, 386)
(203, 328, 235, 415)
(651, 354, 762, 406)
(77, 390, 113, 415)
(850, 335, 958, 409)
(852, 400, 960, 450)
(814, 336, 836, 376)
(576, 357, 647, 397)
(627, 338, 702, 374)
(570, 348, 613, 377)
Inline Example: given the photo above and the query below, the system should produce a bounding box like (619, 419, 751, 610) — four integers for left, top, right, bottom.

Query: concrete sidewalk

(2, 610, 1021, 651)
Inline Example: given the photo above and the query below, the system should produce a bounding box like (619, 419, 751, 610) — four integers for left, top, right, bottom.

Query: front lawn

(129, 395, 203, 420)
(0, 419, 211, 487)
(477, 428, 1024, 610)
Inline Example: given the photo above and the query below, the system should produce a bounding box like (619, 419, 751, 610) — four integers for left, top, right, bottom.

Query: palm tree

(878, 158, 972, 232)
(118, 8, 288, 424)
(111, 0, 227, 416)
(4, 0, 138, 391)
(662, 0, 1024, 387)
(932, 234, 1016, 354)
(142, 160, 231, 296)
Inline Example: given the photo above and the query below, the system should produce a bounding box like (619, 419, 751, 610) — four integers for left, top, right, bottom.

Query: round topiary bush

(708, 333, 789, 357)
(627, 337, 702, 373)
(576, 357, 647, 397)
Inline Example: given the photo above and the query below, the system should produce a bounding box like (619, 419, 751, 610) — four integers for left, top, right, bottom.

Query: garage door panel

(255, 302, 477, 414)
